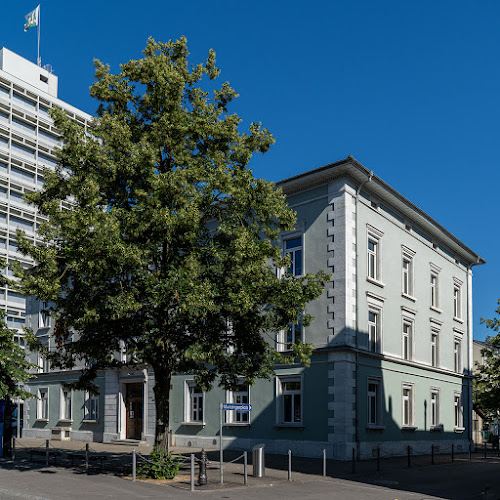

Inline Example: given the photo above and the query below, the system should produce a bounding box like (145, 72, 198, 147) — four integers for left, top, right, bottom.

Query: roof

(277, 156, 485, 267)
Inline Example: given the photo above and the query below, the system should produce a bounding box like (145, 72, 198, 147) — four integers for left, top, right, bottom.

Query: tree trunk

(152, 368, 172, 452)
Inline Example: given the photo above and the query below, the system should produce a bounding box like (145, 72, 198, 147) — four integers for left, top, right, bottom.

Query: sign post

(219, 403, 252, 484)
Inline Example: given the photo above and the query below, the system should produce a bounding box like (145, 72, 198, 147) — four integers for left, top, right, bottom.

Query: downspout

(354, 168, 373, 458)
(467, 258, 481, 448)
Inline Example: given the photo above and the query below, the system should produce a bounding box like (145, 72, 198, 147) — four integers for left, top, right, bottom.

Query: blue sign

(222, 403, 252, 412)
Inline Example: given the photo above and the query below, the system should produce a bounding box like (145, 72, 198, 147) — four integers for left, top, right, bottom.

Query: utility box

(252, 444, 265, 477)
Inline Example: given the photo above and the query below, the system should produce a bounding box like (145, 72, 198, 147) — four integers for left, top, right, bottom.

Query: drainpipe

(354, 168, 373, 458)
(467, 258, 481, 447)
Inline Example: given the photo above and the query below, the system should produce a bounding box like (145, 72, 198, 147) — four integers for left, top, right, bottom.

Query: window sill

(401, 293, 416, 302)
(38, 326, 50, 330)
(82, 420, 99, 424)
(181, 421, 205, 427)
(58, 419, 73, 424)
(36, 419, 49, 423)
(366, 424, 385, 431)
(225, 423, 251, 427)
(454, 426, 465, 433)
(430, 306, 442, 314)
(453, 317, 464, 324)
(430, 425, 443, 432)
(401, 426, 417, 432)
(366, 277, 385, 288)
(274, 424, 304, 429)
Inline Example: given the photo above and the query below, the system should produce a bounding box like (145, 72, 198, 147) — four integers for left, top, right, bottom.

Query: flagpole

(37, 5, 41, 67)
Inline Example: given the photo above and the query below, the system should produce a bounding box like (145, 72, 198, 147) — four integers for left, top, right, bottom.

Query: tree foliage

(16, 37, 328, 449)
(474, 300, 500, 418)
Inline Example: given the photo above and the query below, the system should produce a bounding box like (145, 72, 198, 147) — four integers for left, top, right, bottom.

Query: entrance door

(125, 383, 143, 440)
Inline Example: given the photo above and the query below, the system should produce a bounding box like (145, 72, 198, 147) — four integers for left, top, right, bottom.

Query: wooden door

(125, 383, 143, 440)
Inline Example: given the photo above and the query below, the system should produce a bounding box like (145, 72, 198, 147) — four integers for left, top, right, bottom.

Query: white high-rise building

(0, 48, 91, 348)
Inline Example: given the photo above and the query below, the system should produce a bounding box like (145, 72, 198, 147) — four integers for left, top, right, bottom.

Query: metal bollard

(377, 446, 380, 472)
(407, 445, 410, 468)
(288, 450, 292, 481)
(45, 440, 49, 466)
(431, 444, 434, 465)
(132, 448, 136, 482)
(190, 454, 195, 492)
(484, 442, 487, 459)
(322, 449, 326, 477)
(244, 451, 248, 486)
(12, 437, 15, 462)
(198, 449, 208, 486)
(451, 444, 454, 462)
(85, 443, 89, 474)
(469, 441, 472, 461)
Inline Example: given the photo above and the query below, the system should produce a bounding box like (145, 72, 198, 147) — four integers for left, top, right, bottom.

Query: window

(454, 338, 461, 373)
(454, 393, 463, 428)
(367, 238, 378, 280)
(278, 376, 302, 424)
(37, 352, 50, 373)
(37, 388, 48, 420)
(286, 317, 303, 349)
(431, 331, 439, 367)
(430, 390, 440, 427)
(401, 246, 415, 297)
(284, 236, 303, 276)
(367, 379, 380, 426)
(227, 384, 250, 424)
(430, 271, 439, 308)
(39, 302, 50, 329)
(453, 278, 463, 320)
(402, 384, 414, 427)
(84, 393, 99, 421)
(402, 320, 413, 360)
(185, 382, 204, 423)
(60, 388, 72, 421)
(368, 311, 379, 353)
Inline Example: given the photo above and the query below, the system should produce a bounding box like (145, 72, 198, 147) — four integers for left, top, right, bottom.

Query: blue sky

(1, 1, 499, 339)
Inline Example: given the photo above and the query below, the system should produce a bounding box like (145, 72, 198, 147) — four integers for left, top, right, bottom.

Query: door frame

(119, 378, 145, 440)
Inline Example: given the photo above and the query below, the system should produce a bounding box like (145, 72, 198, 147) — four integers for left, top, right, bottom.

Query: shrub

(137, 447, 181, 480)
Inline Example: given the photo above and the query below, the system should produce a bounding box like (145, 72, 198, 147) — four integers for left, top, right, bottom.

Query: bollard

(469, 441, 472, 461)
(451, 444, 454, 462)
(407, 445, 410, 468)
(45, 440, 49, 466)
(132, 448, 136, 482)
(484, 442, 487, 459)
(198, 449, 208, 486)
(190, 454, 195, 492)
(288, 449, 292, 481)
(244, 451, 248, 486)
(352, 448, 355, 474)
(12, 437, 15, 462)
(322, 449, 326, 477)
(431, 444, 434, 465)
(85, 443, 89, 474)
(377, 446, 380, 472)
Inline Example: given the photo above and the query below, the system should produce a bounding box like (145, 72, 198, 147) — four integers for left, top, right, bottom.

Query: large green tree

(16, 37, 328, 450)
(474, 301, 500, 419)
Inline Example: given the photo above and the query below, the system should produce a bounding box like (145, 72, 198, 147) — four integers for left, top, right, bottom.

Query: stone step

(110, 439, 144, 446)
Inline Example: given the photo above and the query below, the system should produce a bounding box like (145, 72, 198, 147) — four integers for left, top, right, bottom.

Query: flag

(24, 5, 40, 32)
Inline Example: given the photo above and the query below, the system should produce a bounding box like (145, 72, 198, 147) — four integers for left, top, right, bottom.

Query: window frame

(277, 316, 304, 352)
(366, 293, 384, 354)
(402, 383, 415, 428)
(430, 389, 440, 428)
(184, 381, 205, 425)
(276, 375, 303, 426)
(454, 392, 464, 429)
(38, 302, 50, 329)
(402, 317, 414, 361)
(366, 225, 383, 283)
(401, 246, 416, 298)
(453, 278, 463, 320)
(367, 378, 382, 427)
(430, 263, 441, 310)
(282, 231, 304, 277)
(84, 392, 99, 422)
(37, 387, 49, 421)
(226, 383, 251, 425)
(431, 329, 439, 368)
(454, 337, 462, 373)
(60, 387, 73, 422)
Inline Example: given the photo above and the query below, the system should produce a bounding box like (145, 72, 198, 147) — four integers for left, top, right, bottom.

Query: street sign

(222, 403, 252, 412)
